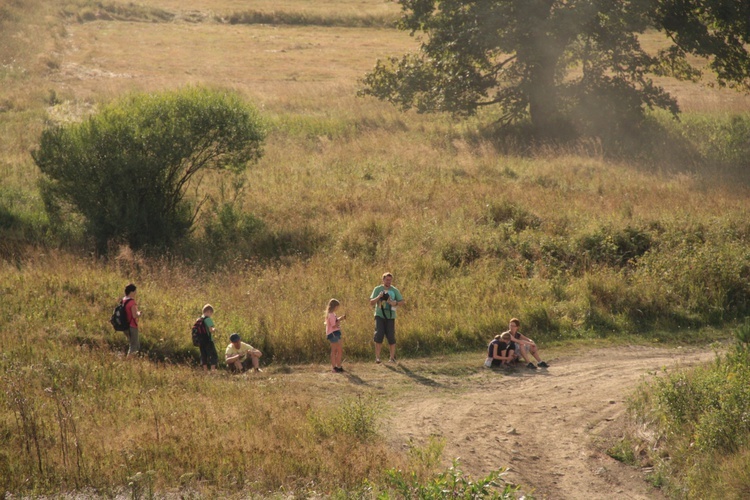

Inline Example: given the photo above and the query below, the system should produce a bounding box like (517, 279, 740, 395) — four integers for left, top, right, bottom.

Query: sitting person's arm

(515, 333, 536, 346)
(225, 345, 244, 364)
(492, 344, 513, 362)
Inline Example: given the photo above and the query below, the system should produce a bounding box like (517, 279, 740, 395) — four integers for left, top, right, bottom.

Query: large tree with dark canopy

(361, 0, 750, 137)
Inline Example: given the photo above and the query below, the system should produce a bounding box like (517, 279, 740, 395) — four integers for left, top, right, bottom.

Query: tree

(33, 87, 265, 252)
(360, 0, 750, 138)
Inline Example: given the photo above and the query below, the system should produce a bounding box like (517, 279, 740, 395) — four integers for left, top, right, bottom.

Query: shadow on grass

(384, 363, 445, 388)
(487, 365, 553, 378)
(343, 372, 369, 386)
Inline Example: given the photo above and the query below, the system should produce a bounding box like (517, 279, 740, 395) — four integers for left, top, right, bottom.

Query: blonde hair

(324, 299, 340, 322)
(501, 332, 511, 341)
(382, 272, 393, 280)
(202, 304, 214, 314)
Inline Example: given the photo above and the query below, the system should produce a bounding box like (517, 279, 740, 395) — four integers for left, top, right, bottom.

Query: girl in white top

(325, 298, 346, 373)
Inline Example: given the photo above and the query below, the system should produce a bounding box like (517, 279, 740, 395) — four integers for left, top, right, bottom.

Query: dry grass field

(2, 0, 750, 497)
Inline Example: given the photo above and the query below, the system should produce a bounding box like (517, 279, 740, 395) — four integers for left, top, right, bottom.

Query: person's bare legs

(375, 342, 383, 362)
(517, 345, 533, 363)
(529, 345, 542, 362)
(251, 351, 262, 372)
(389, 343, 396, 362)
(336, 342, 343, 368)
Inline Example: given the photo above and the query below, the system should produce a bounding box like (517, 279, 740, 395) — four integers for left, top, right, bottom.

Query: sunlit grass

(2, 0, 750, 496)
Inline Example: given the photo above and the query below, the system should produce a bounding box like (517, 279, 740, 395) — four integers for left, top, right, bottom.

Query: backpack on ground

(110, 298, 133, 332)
(191, 317, 208, 346)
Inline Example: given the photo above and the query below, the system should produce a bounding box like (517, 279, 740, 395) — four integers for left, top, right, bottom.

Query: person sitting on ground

(485, 332, 516, 368)
(225, 333, 263, 373)
(506, 317, 549, 370)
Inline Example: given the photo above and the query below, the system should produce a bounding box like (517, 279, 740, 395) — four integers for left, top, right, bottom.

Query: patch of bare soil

(385, 346, 712, 499)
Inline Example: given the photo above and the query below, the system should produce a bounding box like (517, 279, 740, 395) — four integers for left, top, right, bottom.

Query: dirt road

(383, 345, 712, 499)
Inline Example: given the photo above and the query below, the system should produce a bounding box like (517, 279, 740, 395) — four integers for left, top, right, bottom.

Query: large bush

(33, 87, 265, 252)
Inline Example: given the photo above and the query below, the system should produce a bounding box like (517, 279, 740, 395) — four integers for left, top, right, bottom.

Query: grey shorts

(515, 343, 531, 355)
(126, 327, 140, 354)
(374, 316, 396, 345)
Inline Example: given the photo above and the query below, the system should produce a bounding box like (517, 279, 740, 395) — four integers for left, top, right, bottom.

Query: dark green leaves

(32, 87, 266, 252)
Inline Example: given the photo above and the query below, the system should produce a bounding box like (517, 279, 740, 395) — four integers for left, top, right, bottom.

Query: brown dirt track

(378, 345, 713, 499)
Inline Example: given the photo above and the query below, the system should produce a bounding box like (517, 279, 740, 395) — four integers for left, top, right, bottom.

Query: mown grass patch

(218, 10, 398, 28)
(61, 1, 174, 23)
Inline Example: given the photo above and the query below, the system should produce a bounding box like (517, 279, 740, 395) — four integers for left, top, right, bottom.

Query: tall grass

(0, 344, 404, 495)
(2, 1, 750, 495)
(623, 328, 750, 498)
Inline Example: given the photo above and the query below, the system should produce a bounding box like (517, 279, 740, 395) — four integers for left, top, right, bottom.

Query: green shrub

(33, 87, 266, 253)
(441, 238, 482, 268)
(627, 344, 750, 498)
(483, 201, 541, 232)
(576, 225, 652, 268)
(385, 459, 519, 499)
(607, 438, 637, 466)
(309, 396, 379, 442)
(634, 239, 750, 322)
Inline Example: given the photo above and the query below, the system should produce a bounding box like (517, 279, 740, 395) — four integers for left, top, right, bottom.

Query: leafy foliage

(361, 0, 750, 138)
(33, 87, 265, 252)
(385, 459, 519, 499)
(628, 336, 750, 498)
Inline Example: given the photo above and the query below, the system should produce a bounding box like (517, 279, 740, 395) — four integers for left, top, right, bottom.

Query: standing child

(325, 299, 346, 373)
(199, 304, 219, 372)
(123, 283, 142, 359)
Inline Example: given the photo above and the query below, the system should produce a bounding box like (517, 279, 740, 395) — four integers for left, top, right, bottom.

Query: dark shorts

(327, 330, 342, 343)
(199, 340, 218, 367)
(374, 316, 396, 345)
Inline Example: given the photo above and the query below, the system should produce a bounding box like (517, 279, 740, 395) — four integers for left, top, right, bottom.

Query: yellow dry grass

(2, 2, 750, 495)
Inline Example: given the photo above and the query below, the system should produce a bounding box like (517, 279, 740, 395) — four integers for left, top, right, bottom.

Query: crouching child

(225, 333, 263, 373)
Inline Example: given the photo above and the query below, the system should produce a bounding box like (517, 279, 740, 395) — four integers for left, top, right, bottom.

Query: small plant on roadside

(607, 438, 637, 466)
(385, 459, 521, 499)
(309, 395, 379, 442)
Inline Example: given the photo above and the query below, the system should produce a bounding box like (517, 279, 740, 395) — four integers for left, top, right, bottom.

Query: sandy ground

(382, 345, 713, 499)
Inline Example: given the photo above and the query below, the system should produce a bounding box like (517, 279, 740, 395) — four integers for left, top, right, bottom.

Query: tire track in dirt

(387, 346, 713, 499)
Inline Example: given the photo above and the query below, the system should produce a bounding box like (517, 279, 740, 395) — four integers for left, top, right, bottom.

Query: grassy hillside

(1, 0, 750, 496)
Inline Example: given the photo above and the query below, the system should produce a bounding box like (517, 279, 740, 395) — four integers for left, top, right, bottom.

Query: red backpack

(191, 317, 208, 346)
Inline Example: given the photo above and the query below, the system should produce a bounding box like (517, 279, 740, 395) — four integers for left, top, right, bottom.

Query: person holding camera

(369, 272, 404, 363)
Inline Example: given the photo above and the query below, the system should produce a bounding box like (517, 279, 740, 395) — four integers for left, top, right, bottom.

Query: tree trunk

(515, 0, 565, 137)
(527, 60, 560, 137)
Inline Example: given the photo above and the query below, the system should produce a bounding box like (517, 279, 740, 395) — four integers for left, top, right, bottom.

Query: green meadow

(2, 0, 750, 496)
